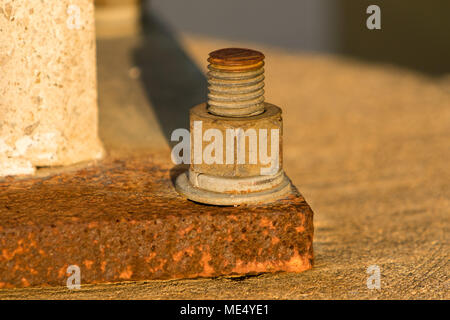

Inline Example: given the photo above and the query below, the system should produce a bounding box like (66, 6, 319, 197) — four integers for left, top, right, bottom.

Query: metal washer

(175, 171, 294, 206)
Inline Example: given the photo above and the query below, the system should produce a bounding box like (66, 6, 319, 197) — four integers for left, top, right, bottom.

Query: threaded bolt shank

(207, 48, 265, 117)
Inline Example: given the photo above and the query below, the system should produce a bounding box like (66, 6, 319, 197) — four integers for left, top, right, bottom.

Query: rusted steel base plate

(0, 155, 313, 288)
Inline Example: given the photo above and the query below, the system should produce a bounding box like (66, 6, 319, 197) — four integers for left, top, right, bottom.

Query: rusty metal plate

(0, 155, 314, 288)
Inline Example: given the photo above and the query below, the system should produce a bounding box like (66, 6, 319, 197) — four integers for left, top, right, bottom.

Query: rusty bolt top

(208, 48, 265, 66)
(208, 48, 265, 72)
(207, 48, 266, 117)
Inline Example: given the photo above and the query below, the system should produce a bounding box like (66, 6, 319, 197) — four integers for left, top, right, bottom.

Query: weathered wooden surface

(0, 17, 448, 298)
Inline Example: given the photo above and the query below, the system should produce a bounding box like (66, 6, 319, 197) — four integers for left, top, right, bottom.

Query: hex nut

(190, 102, 283, 178)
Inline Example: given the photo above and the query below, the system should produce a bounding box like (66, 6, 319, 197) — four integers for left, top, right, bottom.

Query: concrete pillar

(0, 0, 103, 176)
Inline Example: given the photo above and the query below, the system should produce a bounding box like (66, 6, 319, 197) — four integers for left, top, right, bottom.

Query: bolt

(175, 48, 293, 206)
(207, 48, 266, 117)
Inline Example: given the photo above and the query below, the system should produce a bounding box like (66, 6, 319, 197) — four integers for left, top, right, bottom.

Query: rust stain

(144, 252, 156, 263)
(178, 225, 194, 237)
(260, 217, 275, 229)
(199, 251, 215, 276)
(148, 259, 167, 274)
(84, 260, 94, 270)
(100, 261, 107, 272)
(21, 278, 30, 287)
(2, 244, 25, 260)
(58, 266, 67, 279)
(173, 247, 195, 263)
(88, 222, 98, 229)
(119, 266, 133, 280)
